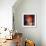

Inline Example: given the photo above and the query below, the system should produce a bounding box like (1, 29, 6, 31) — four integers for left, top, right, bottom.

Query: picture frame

(22, 12, 36, 27)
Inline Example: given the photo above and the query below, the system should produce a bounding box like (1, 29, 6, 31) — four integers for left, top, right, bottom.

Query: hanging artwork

(22, 13, 36, 27)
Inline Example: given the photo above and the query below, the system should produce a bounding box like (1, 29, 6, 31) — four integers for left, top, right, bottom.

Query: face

(26, 16, 33, 23)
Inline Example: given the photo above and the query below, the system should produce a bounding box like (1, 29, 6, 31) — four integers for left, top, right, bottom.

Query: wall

(41, 0, 46, 46)
(0, 0, 16, 30)
(0, 0, 16, 39)
(13, 0, 41, 46)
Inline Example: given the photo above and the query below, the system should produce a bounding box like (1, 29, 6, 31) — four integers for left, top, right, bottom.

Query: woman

(24, 15, 34, 26)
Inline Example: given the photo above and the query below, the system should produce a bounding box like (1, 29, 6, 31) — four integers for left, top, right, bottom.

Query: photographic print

(22, 13, 36, 27)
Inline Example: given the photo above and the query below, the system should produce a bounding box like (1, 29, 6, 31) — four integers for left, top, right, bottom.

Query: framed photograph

(22, 13, 36, 27)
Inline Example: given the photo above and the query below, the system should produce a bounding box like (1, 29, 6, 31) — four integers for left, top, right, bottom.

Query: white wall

(13, 0, 46, 46)
(0, 0, 16, 30)
(41, 0, 46, 46)
(13, 0, 41, 46)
